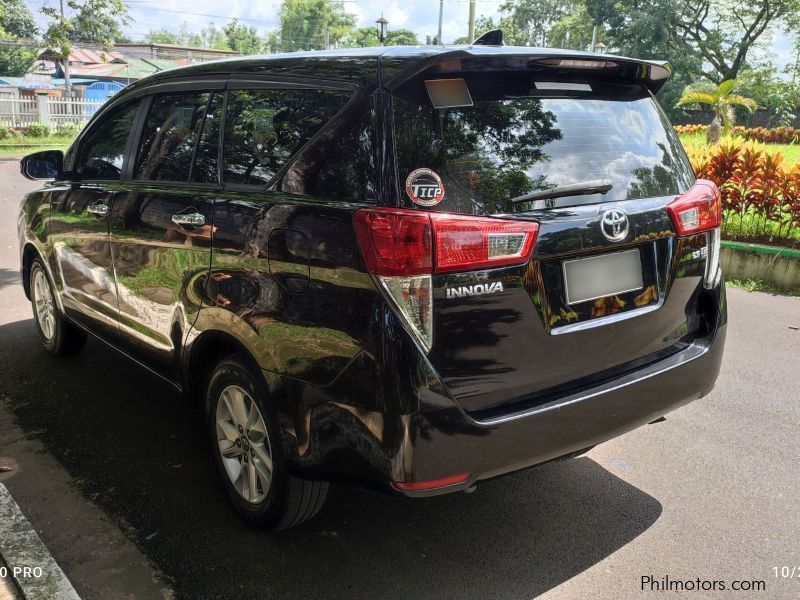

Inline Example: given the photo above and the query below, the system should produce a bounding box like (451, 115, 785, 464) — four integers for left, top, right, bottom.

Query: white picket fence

(0, 95, 106, 128)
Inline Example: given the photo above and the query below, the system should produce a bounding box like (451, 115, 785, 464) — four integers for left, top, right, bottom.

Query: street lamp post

(376, 16, 388, 44)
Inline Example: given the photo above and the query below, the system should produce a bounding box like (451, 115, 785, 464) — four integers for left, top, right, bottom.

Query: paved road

(1, 160, 799, 600)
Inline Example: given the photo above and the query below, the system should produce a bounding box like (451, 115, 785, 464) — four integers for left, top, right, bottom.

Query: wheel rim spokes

(215, 384, 272, 503)
(33, 270, 55, 341)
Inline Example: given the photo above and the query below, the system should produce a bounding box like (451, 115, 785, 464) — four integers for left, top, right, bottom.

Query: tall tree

(275, 0, 356, 52)
(223, 19, 263, 55)
(69, 3, 130, 44)
(40, 0, 129, 92)
(499, 0, 578, 46)
(585, 0, 703, 119)
(0, 0, 38, 76)
(676, 0, 797, 82)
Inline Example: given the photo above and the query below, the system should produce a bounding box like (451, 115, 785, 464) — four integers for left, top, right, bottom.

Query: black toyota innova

(18, 39, 727, 530)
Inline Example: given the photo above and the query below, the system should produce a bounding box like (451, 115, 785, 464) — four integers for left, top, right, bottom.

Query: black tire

(30, 259, 87, 355)
(205, 353, 328, 530)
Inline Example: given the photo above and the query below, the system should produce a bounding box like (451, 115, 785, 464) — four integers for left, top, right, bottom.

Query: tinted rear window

(392, 73, 694, 214)
(223, 88, 351, 186)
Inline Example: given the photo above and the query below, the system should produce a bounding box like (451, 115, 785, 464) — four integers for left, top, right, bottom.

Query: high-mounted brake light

(666, 179, 721, 236)
(354, 208, 540, 351)
(667, 179, 722, 288)
(534, 57, 618, 70)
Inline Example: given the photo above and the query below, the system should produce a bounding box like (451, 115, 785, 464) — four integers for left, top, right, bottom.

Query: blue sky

(27, 0, 797, 73)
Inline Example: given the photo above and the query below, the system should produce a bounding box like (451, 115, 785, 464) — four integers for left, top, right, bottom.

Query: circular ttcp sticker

(405, 168, 445, 207)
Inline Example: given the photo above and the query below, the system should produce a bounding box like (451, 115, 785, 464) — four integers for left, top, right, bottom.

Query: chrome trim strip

(550, 300, 664, 335)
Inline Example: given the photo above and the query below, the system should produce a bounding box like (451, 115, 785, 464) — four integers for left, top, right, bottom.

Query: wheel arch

(184, 329, 263, 405)
(21, 242, 63, 312)
(21, 242, 40, 301)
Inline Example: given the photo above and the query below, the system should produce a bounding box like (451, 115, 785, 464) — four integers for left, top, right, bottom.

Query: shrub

(685, 138, 800, 245)
(0, 125, 10, 140)
(55, 123, 81, 138)
(675, 124, 800, 145)
(25, 124, 50, 138)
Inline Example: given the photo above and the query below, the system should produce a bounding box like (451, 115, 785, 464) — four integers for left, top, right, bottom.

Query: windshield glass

(392, 72, 694, 214)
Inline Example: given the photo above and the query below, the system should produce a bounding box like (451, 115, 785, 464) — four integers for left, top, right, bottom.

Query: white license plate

(563, 249, 644, 305)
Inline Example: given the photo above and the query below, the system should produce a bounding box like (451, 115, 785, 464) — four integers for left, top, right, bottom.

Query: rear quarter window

(392, 73, 694, 215)
(222, 88, 351, 186)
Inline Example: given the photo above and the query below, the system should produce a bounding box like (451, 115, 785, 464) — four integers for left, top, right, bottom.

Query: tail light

(667, 179, 721, 236)
(667, 180, 722, 288)
(355, 208, 539, 351)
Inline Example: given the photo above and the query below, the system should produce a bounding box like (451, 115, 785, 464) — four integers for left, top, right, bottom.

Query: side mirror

(20, 150, 64, 181)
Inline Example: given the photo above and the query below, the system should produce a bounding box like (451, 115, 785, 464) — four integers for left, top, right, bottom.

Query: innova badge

(406, 168, 445, 207)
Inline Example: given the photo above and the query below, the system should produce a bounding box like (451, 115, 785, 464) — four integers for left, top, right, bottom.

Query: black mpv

(18, 43, 727, 530)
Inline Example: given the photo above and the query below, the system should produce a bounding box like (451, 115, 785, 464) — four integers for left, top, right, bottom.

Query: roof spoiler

(381, 48, 672, 94)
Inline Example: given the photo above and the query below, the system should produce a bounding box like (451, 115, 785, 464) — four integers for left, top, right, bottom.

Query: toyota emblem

(600, 209, 629, 242)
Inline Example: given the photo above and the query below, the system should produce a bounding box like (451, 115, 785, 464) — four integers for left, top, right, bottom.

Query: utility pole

(590, 24, 597, 52)
(60, 0, 72, 95)
(467, 0, 476, 44)
(437, 0, 444, 45)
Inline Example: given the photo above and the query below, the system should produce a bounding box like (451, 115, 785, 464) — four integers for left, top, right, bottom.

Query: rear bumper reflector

(391, 473, 470, 491)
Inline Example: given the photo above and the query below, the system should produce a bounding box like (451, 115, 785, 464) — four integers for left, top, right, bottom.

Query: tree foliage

(274, 0, 356, 52)
(68, 3, 130, 44)
(41, 0, 128, 59)
(675, 0, 797, 82)
(223, 19, 263, 55)
(677, 79, 758, 136)
(499, 0, 579, 47)
(0, 0, 37, 76)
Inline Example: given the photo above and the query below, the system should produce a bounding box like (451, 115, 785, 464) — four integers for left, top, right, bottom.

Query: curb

(721, 240, 800, 260)
(0, 483, 81, 600)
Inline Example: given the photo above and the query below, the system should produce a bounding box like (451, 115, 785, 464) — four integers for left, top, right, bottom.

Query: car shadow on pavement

(0, 268, 21, 291)
(0, 318, 663, 600)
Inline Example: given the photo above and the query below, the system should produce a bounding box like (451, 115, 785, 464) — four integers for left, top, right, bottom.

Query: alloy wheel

(33, 268, 56, 341)
(215, 384, 273, 503)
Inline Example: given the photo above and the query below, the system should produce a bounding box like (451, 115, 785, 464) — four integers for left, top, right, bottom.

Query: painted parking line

(0, 483, 81, 600)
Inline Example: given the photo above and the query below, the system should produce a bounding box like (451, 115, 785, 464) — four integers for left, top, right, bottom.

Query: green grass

(722, 210, 800, 245)
(726, 276, 800, 297)
(678, 132, 800, 165)
(0, 135, 73, 159)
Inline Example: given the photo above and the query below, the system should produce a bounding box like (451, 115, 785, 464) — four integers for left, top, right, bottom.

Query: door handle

(86, 202, 109, 217)
(171, 212, 206, 227)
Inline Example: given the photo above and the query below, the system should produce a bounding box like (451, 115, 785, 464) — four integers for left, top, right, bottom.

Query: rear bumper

(394, 289, 727, 497)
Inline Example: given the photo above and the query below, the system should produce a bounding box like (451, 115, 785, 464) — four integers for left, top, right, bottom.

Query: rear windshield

(392, 72, 694, 214)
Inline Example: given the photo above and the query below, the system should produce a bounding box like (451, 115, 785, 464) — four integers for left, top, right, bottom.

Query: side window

(75, 100, 139, 181)
(278, 99, 374, 201)
(135, 92, 211, 182)
(223, 88, 351, 186)
(190, 93, 223, 184)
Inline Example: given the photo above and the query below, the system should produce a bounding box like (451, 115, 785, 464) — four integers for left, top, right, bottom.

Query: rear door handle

(171, 212, 206, 227)
(86, 202, 109, 217)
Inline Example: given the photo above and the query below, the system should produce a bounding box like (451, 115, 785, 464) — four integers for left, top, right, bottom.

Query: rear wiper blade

(510, 179, 613, 204)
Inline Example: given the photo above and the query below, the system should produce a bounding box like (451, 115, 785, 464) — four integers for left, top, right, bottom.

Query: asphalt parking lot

(1, 159, 799, 600)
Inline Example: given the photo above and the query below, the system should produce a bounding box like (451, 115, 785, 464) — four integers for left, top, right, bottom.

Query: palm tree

(676, 79, 758, 144)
